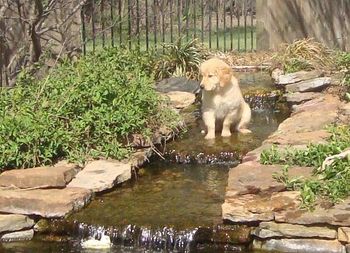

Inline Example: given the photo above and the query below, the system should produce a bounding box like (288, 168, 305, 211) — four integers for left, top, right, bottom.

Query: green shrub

(0, 47, 179, 170)
(262, 125, 350, 208)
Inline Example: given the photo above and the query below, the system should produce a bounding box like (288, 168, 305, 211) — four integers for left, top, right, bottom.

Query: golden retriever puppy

(199, 58, 251, 139)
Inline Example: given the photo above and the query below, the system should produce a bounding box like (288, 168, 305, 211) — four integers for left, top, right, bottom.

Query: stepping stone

(0, 187, 92, 218)
(0, 214, 34, 233)
(0, 165, 80, 189)
(285, 77, 331, 93)
(67, 160, 131, 193)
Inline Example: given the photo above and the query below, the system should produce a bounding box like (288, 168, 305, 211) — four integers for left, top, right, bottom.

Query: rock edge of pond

(223, 69, 350, 253)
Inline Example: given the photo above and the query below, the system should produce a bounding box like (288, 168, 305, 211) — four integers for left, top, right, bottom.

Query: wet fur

(199, 58, 251, 139)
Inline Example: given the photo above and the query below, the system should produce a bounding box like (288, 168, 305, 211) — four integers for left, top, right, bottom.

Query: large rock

(275, 198, 350, 226)
(0, 165, 80, 189)
(285, 77, 331, 92)
(156, 77, 200, 93)
(0, 187, 92, 218)
(276, 70, 324, 85)
(222, 191, 300, 223)
(226, 163, 312, 197)
(338, 227, 350, 243)
(284, 92, 323, 104)
(164, 91, 196, 109)
(253, 238, 345, 253)
(0, 214, 34, 233)
(253, 222, 337, 239)
(67, 160, 131, 193)
(264, 95, 342, 146)
(0, 229, 34, 242)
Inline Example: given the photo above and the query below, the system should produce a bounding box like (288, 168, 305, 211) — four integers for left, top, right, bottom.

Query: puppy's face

(200, 58, 232, 91)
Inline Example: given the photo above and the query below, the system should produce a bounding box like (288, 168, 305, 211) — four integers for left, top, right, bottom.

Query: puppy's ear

(218, 67, 233, 87)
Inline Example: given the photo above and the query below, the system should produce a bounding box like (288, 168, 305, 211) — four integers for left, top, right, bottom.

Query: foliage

(0, 47, 179, 170)
(262, 125, 350, 209)
(272, 38, 335, 73)
(336, 51, 350, 100)
(153, 38, 209, 80)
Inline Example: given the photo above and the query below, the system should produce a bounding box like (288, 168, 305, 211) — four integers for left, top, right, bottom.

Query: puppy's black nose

(200, 83, 205, 89)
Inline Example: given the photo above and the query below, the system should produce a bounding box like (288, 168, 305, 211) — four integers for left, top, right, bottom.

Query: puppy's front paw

(205, 133, 216, 139)
(238, 128, 252, 134)
(221, 130, 231, 137)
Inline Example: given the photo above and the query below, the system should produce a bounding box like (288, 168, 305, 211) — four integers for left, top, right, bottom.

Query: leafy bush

(0, 47, 179, 170)
(336, 51, 350, 100)
(262, 125, 350, 209)
(153, 38, 209, 80)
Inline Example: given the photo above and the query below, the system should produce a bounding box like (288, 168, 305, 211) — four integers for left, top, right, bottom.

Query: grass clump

(272, 38, 335, 73)
(153, 38, 209, 80)
(0, 47, 179, 170)
(262, 125, 350, 209)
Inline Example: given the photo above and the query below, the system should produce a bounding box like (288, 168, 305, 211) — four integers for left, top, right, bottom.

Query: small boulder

(284, 92, 323, 104)
(253, 238, 345, 253)
(276, 70, 323, 85)
(338, 227, 350, 243)
(0, 229, 34, 242)
(253, 222, 337, 239)
(0, 214, 34, 233)
(164, 91, 196, 109)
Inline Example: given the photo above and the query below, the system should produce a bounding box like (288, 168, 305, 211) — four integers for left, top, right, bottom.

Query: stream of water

(0, 72, 289, 253)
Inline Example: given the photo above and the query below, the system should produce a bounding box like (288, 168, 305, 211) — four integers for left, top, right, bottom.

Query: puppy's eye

(208, 74, 214, 78)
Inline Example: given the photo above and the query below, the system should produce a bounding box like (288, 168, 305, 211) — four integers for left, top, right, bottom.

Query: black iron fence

(81, 0, 256, 54)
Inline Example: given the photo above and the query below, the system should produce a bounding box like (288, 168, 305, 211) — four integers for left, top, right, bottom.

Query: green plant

(261, 125, 350, 208)
(0, 47, 180, 170)
(153, 38, 209, 80)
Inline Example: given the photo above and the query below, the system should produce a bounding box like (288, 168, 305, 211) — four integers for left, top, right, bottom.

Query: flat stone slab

(275, 198, 350, 226)
(285, 77, 331, 93)
(253, 238, 345, 253)
(164, 91, 196, 109)
(276, 70, 324, 85)
(0, 165, 80, 189)
(284, 92, 324, 104)
(0, 214, 34, 233)
(264, 95, 342, 146)
(0, 187, 92, 218)
(67, 160, 131, 193)
(0, 229, 34, 242)
(222, 191, 300, 223)
(226, 163, 313, 197)
(253, 221, 337, 239)
(338, 227, 350, 243)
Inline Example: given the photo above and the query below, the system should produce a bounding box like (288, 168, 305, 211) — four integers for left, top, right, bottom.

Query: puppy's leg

(222, 113, 235, 137)
(202, 111, 216, 139)
(236, 102, 252, 134)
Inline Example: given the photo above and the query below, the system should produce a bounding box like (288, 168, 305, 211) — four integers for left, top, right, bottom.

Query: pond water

(0, 72, 289, 253)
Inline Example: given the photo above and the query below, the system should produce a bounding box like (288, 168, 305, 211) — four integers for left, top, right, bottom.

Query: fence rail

(81, 0, 256, 54)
